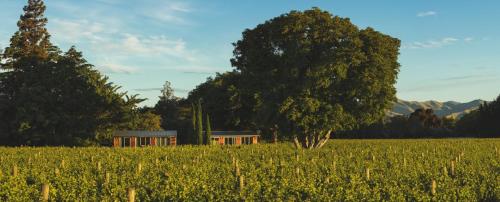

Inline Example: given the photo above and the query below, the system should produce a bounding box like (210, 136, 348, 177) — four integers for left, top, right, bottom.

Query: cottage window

(211, 137, 219, 145)
(225, 137, 236, 145)
(242, 137, 252, 144)
(121, 137, 131, 147)
(158, 137, 163, 146)
(139, 137, 151, 146)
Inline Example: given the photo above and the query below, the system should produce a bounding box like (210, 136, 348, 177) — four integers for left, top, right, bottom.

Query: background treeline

(153, 73, 500, 142)
(337, 95, 500, 138)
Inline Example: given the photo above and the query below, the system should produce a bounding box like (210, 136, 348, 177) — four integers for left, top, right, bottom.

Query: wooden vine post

(431, 180, 436, 195)
(366, 168, 370, 181)
(450, 160, 455, 177)
(12, 165, 18, 176)
(128, 187, 136, 202)
(41, 183, 50, 201)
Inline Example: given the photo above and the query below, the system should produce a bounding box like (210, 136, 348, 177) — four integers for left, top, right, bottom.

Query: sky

(1, 0, 499, 106)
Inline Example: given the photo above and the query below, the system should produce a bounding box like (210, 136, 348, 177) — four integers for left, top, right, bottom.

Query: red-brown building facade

(113, 130, 177, 147)
(210, 131, 259, 145)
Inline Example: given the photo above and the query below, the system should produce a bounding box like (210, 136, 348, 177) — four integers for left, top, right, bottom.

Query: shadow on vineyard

(0, 139, 499, 201)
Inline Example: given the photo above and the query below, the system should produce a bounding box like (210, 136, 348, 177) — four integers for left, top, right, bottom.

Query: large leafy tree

(231, 8, 400, 148)
(0, 0, 143, 146)
(187, 71, 256, 130)
(128, 108, 163, 131)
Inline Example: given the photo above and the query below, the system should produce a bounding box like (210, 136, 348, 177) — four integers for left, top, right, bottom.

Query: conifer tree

(1, 0, 58, 70)
(0, 0, 144, 146)
(191, 103, 197, 144)
(205, 114, 212, 145)
(196, 99, 203, 145)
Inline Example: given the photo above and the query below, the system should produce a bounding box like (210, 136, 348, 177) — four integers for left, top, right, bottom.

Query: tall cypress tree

(205, 114, 212, 145)
(196, 99, 203, 145)
(191, 103, 197, 144)
(1, 0, 58, 70)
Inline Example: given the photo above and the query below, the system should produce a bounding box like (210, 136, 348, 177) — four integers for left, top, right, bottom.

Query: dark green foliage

(407, 108, 443, 134)
(196, 99, 203, 145)
(338, 108, 455, 138)
(0, 0, 144, 146)
(456, 94, 500, 137)
(205, 114, 212, 145)
(190, 103, 197, 144)
(187, 71, 256, 131)
(154, 81, 181, 130)
(0, 46, 143, 146)
(128, 107, 163, 131)
(154, 82, 196, 144)
(1, 0, 59, 69)
(231, 8, 400, 148)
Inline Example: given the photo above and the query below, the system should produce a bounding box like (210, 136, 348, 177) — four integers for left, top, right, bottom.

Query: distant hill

(389, 99, 486, 119)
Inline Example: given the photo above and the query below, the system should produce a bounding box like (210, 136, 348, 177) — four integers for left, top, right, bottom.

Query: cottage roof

(210, 131, 259, 137)
(114, 130, 177, 137)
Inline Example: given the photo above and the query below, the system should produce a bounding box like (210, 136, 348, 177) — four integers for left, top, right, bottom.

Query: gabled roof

(114, 130, 177, 137)
(211, 131, 259, 137)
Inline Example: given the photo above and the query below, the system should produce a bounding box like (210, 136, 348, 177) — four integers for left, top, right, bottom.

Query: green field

(0, 139, 498, 201)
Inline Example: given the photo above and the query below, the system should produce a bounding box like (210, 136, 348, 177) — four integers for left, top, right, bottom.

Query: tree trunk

(295, 130, 332, 149)
(293, 136, 302, 149)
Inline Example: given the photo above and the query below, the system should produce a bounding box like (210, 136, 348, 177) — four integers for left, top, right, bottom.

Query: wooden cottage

(210, 131, 259, 145)
(113, 130, 177, 147)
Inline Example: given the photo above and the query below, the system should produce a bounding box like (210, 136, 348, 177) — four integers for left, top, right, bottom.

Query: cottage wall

(151, 137, 157, 146)
(252, 136, 258, 144)
(113, 137, 120, 147)
(170, 137, 176, 145)
(130, 137, 136, 147)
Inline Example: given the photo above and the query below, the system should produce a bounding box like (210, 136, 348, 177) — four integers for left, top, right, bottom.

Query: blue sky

(1, 0, 499, 106)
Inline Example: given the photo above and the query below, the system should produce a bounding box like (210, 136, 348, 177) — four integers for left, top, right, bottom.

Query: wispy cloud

(182, 71, 216, 75)
(50, 19, 109, 44)
(133, 88, 162, 92)
(417, 11, 437, 17)
(464, 37, 474, 42)
(403, 37, 459, 49)
(133, 87, 189, 93)
(99, 63, 138, 74)
(404, 74, 498, 92)
(141, 2, 193, 25)
(442, 74, 492, 81)
(118, 34, 197, 61)
(48, 16, 204, 75)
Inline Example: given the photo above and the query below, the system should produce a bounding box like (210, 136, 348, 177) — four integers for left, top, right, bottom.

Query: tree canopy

(0, 0, 145, 146)
(187, 72, 256, 131)
(230, 8, 401, 148)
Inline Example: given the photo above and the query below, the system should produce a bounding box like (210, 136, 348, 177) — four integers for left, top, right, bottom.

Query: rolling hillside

(390, 99, 486, 118)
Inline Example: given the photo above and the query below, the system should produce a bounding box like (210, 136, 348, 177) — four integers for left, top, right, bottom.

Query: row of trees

(3, 2, 493, 147)
(154, 8, 402, 148)
(337, 95, 500, 139)
(152, 82, 213, 145)
(0, 0, 160, 146)
(455, 95, 500, 137)
(191, 99, 212, 145)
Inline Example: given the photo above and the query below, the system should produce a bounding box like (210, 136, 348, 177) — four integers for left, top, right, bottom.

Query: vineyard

(0, 139, 498, 201)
